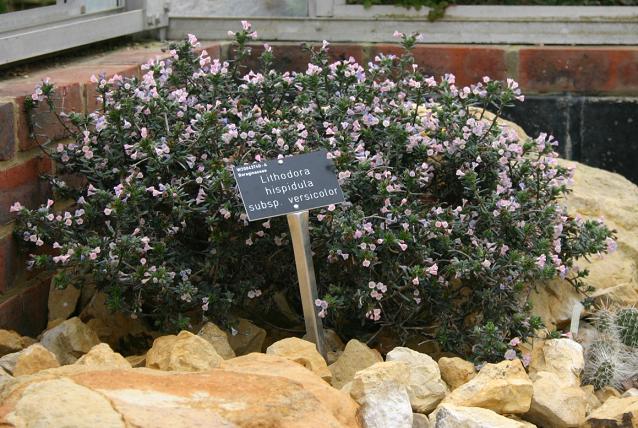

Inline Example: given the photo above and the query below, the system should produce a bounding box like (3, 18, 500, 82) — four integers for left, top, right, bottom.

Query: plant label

(233, 150, 345, 221)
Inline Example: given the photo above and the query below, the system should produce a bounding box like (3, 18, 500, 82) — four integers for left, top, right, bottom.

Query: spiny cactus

(583, 341, 635, 390)
(590, 306, 615, 334)
(615, 307, 638, 348)
(582, 305, 638, 391)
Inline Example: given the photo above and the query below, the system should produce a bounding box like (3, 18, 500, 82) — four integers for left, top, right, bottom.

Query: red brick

(327, 44, 366, 66)
(19, 277, 50, 334)
(198, 42, 223, 59)
(0, 102, 15, 161)
(0, 235, 18, 294)
(0, 294, 22, 331)
(0, 278, 50, 336)
(518, 47, 638, 94)
(370, 44, 507, 87)
(0, 156, 52, 224)
(83, 65, 141, 113)
(238, 43, 365, 74)
(413, 45, 507, 87)
(84, 44, 169, 66)
(15, 82, 83, 151)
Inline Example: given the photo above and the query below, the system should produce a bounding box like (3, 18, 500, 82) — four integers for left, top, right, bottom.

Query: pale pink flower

(9, 202, 23, 213)
(426, 264, 438, 276)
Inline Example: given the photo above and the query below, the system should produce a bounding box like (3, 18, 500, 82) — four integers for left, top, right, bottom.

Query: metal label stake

(233, 151, 345, 359)
(287, 210, 327, 359)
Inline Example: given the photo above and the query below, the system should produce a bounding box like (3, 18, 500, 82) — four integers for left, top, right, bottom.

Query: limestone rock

(266, 337, 331, 382)
(0, 330, 24, 357)
(585, 396, 638, 427)
(3, 378, 125, 427)
(438, 356, 476, 390)
(2, 344, 60, 376)
(304, 329, 345, 365)
(595, 386, 622, 403)
(80, 291, 151, 353)
(146, 330, 223, 372)
(430, 404, 534, 428)
(222, 353, 360, 427)
(582, 384, 602, 414)
(0, 355, 360, 428)
(48, 283, 81, 322)
(75, 343, 131, 369)
(624, 389, 638, 398)
(412, 413, 430, 428)
(529, 160, 638, 329)
(329, 339, 383, 389)
(524, 371, 587, 428)
(350, 361, 413, 428)
(0, 367, 12, 387)
(442, 359, 533, 415)
(227, 318, 266, 355)
(39, 317, 100, 364)
(386, 347, 448, 413)
(197, 322, 235, 360)
(125, 354, 146, 368)
(528, 339, 584, 387)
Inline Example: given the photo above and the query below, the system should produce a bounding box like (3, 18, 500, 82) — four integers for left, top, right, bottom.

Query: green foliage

(13, 25, 614, 362)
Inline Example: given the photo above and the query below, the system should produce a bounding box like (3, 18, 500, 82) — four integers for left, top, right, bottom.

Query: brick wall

(1, 41, 636, 335)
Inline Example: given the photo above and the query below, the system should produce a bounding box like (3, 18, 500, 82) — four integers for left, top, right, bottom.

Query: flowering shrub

(13, 22, 614, 361)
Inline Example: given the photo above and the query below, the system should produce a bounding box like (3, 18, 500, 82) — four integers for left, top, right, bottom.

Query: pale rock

(430, 404, 535, 428)
(46, 318, 65, 331)
(0, 367, 12, 387)
(529, 160, 638, 329)
(442, 359, 533, 415)
(39, 317, 100, 364)
(438, 356, 476, 390)
(0, 352, 18, 374)
(80, 291, 151, 351)
(624, 389, 638, 398)
(483, 113, 638, 327)
(146, 330, 223, 371)
(349, 361, 413, 428)
(386, 347, 448, 413)
(1, 354, 360, 427)
(5, 378, 125, 427)
(197, 322, 235, 359)
(221, 353, 360, 427)
(2, 344, 60, 376)
(585, 396, 638, 427)
(528, 339, 584, 387)
(266, 337, 331, 382)
(48, 283, 81, 322)
(412, 413, 431, 428)
(329, 339, 383, 388)
(304, 329, 345, 365)
(75, 343, 131, 369)
(0, 330, 24, 357)
(226, 318, 266, 355)
(125, 354, 146, 368)
(524, 371, 587, 427)
(595, 386, 622, 403)
(13, 344, 59, 377)
(581, 384, 602, 414)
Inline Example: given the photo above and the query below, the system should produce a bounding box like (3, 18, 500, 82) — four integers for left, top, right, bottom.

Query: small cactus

(583, 340, 636, 390)
(582, 305, 638, 391)
(615, 307, 638, 348)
